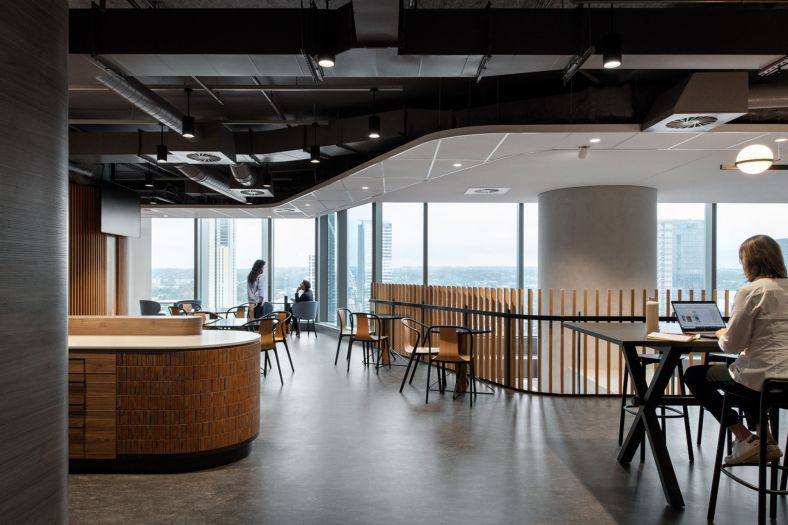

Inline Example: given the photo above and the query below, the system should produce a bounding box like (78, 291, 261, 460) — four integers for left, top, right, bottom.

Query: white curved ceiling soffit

(144, 123, 788, 219)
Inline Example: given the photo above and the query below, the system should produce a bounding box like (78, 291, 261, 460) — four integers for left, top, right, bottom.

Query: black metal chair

(175, 299, 202, 312)
(345, 313, 389, 374)
(139, 299, 163, 315)
(271, 311, 295, 373)
(245, 317, 283, 385)
(618, 353, 694, 463)
(333, 308, 353, 366)
(398, 318, 438, 393)
(424, 325, 475, 407)
(707, 379, 788, 524)
(224, 304, 251, 319)
(168, 305, 188, 316)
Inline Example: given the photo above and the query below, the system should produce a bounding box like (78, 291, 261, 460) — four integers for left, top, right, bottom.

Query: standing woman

(247, 259, 268, 318)
(685, 235, 788, 464)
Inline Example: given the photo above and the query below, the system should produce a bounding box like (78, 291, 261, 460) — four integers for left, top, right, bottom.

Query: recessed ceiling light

(453, 162, 463, 167)
(163, 214, 169, 218)
(305, 203, 311, 207)
(361, 186, 369, 190)
(776, 138, 787, 143)
(589, 138, 601, 143)
(464, 187, 511, 195)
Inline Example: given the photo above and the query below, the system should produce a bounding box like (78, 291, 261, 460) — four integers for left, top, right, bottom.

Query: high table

(563, 322, 720, 508)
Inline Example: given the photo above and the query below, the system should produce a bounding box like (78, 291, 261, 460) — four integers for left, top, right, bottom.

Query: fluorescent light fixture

(317, 53, 335, 68)
(589, 138, 601, 143)
(735, 144, 774, 175)
(305, 203, 311, 207)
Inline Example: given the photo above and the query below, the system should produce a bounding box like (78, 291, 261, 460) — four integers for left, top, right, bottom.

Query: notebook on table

(671, 301, 726, 338)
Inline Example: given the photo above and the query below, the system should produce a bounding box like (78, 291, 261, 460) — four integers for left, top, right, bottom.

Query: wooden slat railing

(370, 282, 733, 397)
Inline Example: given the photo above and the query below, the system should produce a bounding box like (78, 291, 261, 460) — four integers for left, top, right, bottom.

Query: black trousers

(684, 364, 760, 430)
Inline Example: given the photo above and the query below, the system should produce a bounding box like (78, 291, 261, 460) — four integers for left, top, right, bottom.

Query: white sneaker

(724, 435, 760, 465)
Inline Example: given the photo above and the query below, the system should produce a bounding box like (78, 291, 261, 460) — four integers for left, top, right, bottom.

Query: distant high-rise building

(657, 219, 705, 292)
(308, 254, 316, 289)
(382, 222, 393, 283)
(199, 219, 236, 308)
(327, 214, 337, 317)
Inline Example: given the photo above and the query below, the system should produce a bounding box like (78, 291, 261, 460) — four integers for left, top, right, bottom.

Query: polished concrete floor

(70, 334, 786, 524)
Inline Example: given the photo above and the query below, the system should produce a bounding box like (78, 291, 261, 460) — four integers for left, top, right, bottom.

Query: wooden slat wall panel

(116, 236, 129, 316)
(371, 283, 733, 396)
(69, 183, 108, 315)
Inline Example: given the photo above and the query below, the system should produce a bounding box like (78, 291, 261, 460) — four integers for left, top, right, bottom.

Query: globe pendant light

(156, 123, 168, 164)
(735, 144, 775, 175)
(182, 86, 196, 138)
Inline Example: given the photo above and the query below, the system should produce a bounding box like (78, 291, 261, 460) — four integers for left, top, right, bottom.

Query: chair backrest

(168, 305, 187, 316)
(247, 302, 256, 319)
(260, 302, 274, 316)
(351, 312, 380, 339)
(401, 317, 426, 352)
(175, 300, 202, 312)
(337, 308, 352, 331)
(291, 301, 318, 320)
(258, 317, 276, 349)
(273, 310, 292, 339)
(192, 311, 208, 323)
(226, 304, 250, 319)
(427, 325, 471, 361)
(139, 300, 161, 315)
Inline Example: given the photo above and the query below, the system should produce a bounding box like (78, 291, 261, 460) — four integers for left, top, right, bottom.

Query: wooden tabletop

(68, 331, 260, 350)
(562, 322, 720, 349)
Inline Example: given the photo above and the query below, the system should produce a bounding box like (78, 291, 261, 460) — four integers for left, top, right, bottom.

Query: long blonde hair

(739, 235, 787, 281)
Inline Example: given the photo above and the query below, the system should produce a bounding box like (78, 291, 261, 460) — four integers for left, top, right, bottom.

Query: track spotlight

(317, 53, 335, 68)
(182, 87, 196, 138)
(310, 144, 321, 164)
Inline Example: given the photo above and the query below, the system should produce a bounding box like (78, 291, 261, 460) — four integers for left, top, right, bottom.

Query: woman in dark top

(292, 280, 313, 335)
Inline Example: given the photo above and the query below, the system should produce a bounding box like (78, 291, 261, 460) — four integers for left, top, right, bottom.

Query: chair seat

(355, 335, 388, 343)
(432, 354, 471, 363)
(404, 345, 438, 356)
(340, 328, 353, 335)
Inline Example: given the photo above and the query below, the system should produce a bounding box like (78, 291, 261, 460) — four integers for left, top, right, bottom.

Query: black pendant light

(182, 86, 196, 138)
(310, 122, 320, 164)
(368, 88, 380, 139)
(602, 5, 622, 69)
(156, 123, 168, 163)
(144, 164, 154, 188)
(316, 52, 335, 68)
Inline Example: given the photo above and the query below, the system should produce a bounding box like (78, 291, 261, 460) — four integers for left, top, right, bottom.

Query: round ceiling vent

(240, 189, 269, 196)
(185, 152, 222, 163)
(274, 207, 299, 213)
(665, 116, 718, 129)
(464, 187, 510, 195)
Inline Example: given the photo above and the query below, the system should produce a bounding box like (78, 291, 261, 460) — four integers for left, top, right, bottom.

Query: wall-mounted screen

(101, 181, 140, 237)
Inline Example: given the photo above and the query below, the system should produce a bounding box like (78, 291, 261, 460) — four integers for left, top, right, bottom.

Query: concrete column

(538, 186, 657, 294)
(0, 1, 68, 521)
(538, 186, 657, 395)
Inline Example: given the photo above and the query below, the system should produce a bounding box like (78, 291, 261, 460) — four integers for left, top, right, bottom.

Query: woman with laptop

(684, 234, 788, 464)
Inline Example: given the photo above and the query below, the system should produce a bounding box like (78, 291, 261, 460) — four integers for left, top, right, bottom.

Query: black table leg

(618, 344, 686, 508)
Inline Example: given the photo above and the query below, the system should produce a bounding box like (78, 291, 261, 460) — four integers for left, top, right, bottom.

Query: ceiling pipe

(96, 68, 184, 134)
(748, 84, 788, 109)
(174, 164, 246, 203)
(229, 163, 257, 187)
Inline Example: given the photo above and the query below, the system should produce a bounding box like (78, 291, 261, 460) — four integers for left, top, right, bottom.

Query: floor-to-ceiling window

(717, 203, 788, 291)
(325, 213, 338, 323)
(347, 204, 372, 311)
(382, 203, 423, 284)
(657, 204, 707, 302)
(151, 218, 195, 303)
(523, 203, 538, 289)
(273, 219, 315, 304)
(427, 203, 518, 288)
(198, 218, 265, 310)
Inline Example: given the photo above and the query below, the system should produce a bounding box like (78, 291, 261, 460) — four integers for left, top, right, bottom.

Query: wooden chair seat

(432, 353, 471, 363)
(403, 345, 438, 356)
(355, 334, 388, 343)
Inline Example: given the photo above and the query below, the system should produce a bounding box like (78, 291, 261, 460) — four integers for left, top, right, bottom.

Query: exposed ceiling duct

(229, 164, 257, 187)
(174, 164, 246, 203)
(642, 72, 749, 132)
(96, 68, 184, 134)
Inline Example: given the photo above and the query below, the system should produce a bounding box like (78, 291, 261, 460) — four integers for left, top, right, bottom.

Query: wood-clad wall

(69, 183, 108, 315)
(116, 237, 129, 315)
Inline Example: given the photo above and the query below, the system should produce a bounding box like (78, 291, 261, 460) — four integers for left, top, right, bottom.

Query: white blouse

(721, 278, 788, 391)
(247, 273, 266, 304)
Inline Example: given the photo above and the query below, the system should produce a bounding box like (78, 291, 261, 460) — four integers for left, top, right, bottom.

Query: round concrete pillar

(538, 186, 657, 294)
(0, 1, 68, 521)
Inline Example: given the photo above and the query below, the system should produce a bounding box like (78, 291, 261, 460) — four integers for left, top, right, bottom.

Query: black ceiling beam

(69, 5, 357, 55)
(400, 8, 788, 56)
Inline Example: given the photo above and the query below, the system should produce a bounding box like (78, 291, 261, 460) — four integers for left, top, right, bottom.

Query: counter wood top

(68, 330, 260, 350)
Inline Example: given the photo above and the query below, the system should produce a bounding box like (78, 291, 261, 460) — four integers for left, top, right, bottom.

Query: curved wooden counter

(68, 318, 261, 473)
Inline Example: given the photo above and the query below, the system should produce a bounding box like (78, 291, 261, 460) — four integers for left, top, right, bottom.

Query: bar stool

(707, 379, 788, 524)
(697, 352, 739, 446)
(618, 352, 694, 462)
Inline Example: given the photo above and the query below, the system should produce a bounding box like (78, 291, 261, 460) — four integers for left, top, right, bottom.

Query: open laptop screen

(672, 301, 726, 332)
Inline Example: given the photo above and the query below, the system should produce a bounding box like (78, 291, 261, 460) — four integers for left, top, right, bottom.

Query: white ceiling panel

(552, 132, 639, 151)
(391, 141, 438, 160)
(437, 133, 508, 161)
(669, 132, 768, 150)
(428, 159, 484, 180)
(380, 159, 431, 179)
(488, 133, 570, 160)
(615, 133, 702, 150)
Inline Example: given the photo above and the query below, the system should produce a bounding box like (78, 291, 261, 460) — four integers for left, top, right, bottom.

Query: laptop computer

(671, 301, 726, 338)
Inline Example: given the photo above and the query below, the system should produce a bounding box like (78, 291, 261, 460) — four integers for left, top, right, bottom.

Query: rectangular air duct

(642, 72, 748, 132)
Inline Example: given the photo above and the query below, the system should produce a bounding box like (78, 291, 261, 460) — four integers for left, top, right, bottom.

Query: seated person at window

(291, 280, 314, 335)
(685, 234, 788, 464)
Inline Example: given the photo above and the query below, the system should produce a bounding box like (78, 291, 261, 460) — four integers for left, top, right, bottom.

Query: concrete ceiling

(143, 123, 788, 218)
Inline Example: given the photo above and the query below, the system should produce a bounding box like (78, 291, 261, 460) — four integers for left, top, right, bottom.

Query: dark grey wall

(0, 1, 68, 522)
